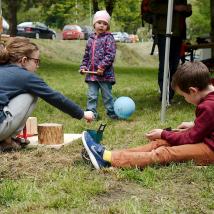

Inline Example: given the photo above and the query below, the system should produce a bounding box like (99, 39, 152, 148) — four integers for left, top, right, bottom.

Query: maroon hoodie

(161, 91, 214, 150)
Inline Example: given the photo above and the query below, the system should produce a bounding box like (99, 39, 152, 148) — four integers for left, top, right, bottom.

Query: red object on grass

(16, 134, 34, 138)
(16, 125, 33, 139)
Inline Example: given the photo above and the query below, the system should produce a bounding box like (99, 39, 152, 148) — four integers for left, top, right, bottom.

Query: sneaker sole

(82, 131, 100, 170)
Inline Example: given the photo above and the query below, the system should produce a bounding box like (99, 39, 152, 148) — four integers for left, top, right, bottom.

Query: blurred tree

(2, 0, 45, 36)
(43, 1, 75, 28)
(105, 0, 116, 16)
(92, 0, 99, 13)
(4, 0, 20, 36)
(113, 0, 141, 33)
(188, 0, 210, 40)
(92, 0, 116, 15)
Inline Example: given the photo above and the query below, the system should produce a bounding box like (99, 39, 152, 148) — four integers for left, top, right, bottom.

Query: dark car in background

(81, 26, 93, 40)
(62, 24, 84, 40)
(17, 22, 56, 40)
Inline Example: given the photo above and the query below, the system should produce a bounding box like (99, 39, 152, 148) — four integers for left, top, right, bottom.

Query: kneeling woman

(0, 37, 94, 151)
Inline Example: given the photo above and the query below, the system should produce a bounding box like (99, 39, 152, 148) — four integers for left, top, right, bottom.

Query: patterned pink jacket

(80, 32, 116, 84)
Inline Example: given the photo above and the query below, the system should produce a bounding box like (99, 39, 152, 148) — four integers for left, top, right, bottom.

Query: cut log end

(38, 123, 64, 145)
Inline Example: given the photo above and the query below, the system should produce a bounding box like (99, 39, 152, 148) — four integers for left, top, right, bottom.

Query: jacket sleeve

(80, 40, 90, 70)
(161, 105, 214, 145)
(98, 35, 116, 70)
(25, 73, 84, 119)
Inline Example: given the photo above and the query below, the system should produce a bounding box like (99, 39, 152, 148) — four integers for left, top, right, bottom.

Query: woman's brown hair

(0, 37, 39, 64)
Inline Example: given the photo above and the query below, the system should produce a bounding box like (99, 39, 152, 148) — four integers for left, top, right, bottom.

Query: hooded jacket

(80, 32, 116, 84)
(162, 91, 214, 150)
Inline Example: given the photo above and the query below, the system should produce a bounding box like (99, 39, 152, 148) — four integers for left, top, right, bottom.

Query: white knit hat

(93, 10, 111, 26)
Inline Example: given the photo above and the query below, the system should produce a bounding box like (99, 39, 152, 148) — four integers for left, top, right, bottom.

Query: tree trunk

(91, 0, 116, 16)
(92, 0, 99, 13)
(211, 0, 214, 58)
(104, 0, 116, 16)
(8, 0, 18, 36)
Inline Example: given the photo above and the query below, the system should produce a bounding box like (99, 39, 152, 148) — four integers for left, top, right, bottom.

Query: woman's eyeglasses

(27, 57, 40, 65)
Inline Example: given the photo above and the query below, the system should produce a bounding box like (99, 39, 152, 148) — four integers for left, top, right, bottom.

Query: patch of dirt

(0, 143, 81, 181)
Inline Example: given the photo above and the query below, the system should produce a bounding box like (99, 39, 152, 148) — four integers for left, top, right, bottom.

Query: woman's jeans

(87, 82, 116, 118)
(0, 94, 37, 141)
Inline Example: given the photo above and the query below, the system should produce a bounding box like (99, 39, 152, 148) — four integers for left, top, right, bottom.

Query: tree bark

(92, 0, 99, 13)
(91, 0, 116, 16)
(38, 123, 64, 145)
(104, 0, 116, 16)
(8, 0, 18, 36)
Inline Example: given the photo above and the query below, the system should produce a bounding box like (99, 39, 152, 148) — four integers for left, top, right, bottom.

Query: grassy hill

(34, 39, 158, 68)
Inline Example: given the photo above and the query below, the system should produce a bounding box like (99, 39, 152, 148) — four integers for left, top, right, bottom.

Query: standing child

(82, 62, 214, 169)
(80, 10, 117, 120)
(0, 37, 94, 152)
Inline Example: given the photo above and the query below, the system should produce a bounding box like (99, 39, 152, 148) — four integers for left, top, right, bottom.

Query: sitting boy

(82, 61, 214, 169)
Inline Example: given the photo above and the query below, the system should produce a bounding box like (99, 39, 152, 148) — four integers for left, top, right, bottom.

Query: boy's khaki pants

(111, 139, 214, 168)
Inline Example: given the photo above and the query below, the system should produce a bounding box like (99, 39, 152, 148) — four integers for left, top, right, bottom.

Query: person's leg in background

(0, 93, 37, 141)
(86, 82, 99, 119)
(157, 34, 166, 101)
(168, 36, 182, 101)
(100, 82, 117, 119)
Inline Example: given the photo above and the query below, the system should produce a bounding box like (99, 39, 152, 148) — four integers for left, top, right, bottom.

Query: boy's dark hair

(171, 61, 211, 93)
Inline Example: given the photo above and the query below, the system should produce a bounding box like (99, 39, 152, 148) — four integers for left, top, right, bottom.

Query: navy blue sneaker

(82, 131, 109, 169)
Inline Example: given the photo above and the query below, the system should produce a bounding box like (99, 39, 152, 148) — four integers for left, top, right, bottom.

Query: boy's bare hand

(177, 121, 194, 130)
(83, 111, 94, 123)
(145, 129, 163, 140)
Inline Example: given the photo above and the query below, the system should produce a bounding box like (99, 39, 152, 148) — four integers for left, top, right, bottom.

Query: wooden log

(20, 117, 38, 136)
(38, 123, 64, 145)
(79, 70, 98, 74)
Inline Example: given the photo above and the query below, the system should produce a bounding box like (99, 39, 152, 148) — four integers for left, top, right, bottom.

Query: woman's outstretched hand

(84, 111, 95, 123)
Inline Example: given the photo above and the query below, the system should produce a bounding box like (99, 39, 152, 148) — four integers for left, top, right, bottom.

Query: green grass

(0, 45, 214, 213)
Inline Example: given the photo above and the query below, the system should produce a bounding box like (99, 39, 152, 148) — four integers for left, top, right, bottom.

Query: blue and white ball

(114, 96, 135, 119)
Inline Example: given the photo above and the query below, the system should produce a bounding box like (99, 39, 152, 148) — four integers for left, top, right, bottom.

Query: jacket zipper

(91, 35, 97, 79)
